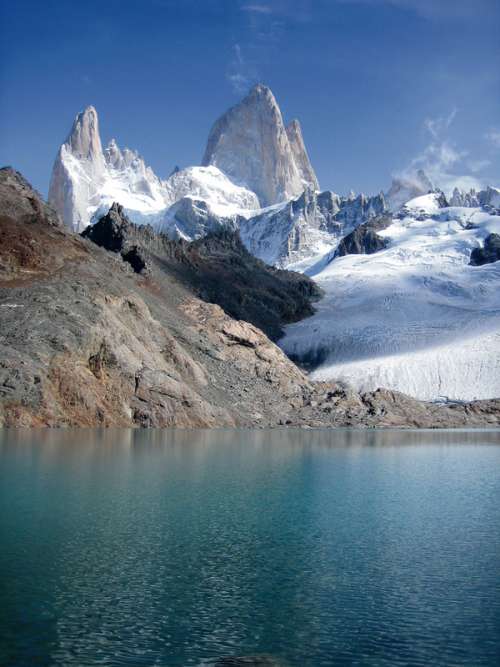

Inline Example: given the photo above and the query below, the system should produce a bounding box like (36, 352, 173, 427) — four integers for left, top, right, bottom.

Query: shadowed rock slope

(1, 167, 500, 428)
(83, 203, 322, 340)
(334, 216, 391, 258)
(469, 233, 500, 266)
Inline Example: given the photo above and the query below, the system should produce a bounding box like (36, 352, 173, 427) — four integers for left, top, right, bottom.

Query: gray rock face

(469, 233, 500, 266)
(240, 188, 387, 267)
(81, 202, 151, 275)
(83, 206, 322, 341)
(0, 167, 62, 228)
(202, 84, 319, 206)
(442, 186, 500, 211)
(333, 216, 391, 259)
(449, 187, 479, 208)
(478, 186, 500, 209)
(65, 105, 105, 169)
(286, 119, 319, 192)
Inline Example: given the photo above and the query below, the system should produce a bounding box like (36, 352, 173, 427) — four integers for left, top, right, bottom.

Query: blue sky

(1, 0, 499, 196)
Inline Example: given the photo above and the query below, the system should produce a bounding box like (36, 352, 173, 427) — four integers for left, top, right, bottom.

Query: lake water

(1, 429, 500, 667)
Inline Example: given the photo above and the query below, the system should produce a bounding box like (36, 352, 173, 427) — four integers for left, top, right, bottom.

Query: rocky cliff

(202, 84, 319, 206)
(2, 167, 499, 428)
(333, 216, 391, 258)
(82, 203, 322, 341)
(469, 233, 500, 266)
(48, 106, 168, 232)
(48, 106, 106, 231)
(285, 119, 319, 192)
(240, 188, 387, 267)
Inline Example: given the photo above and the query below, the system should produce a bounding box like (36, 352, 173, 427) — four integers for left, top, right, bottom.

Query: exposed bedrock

(202, 84, 319, 206)
(83, 203, 322, 341)
(469, 233, 500, 266)
(333, 216, 391, 258)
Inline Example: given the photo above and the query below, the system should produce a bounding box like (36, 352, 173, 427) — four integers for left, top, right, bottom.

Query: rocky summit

(1, 166, 499, 428)
(202, 84, 319, 206)
(47, 108, 259, 234)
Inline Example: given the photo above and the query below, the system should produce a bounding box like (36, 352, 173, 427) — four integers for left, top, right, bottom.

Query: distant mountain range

(46, 85, 500, 402)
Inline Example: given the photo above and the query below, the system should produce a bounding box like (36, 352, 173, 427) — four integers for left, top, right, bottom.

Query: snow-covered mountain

(49, 107, 168, 232)
(49, 86, 320, 232)
(48, 107, 259, 233)
(280, 192, 500, 401)
(163, 165, 258, 217)
(47, 97, 385, 266)
(202, 84, 319, 206)
(240, 188, 387, 267)
(46, 87, 500, 402)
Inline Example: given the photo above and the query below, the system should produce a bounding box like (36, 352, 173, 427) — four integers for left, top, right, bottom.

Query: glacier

(280, 195, 500, 401)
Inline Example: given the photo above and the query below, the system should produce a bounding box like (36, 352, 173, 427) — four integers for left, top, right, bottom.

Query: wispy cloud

(398, 111, 487, 194)
(226, 2, 291, 95)
(468, 158, 491, 173)
(424, 109, 457, 140)
(241, 3, 274, 13)
(239, 0, 314, 22)
(485, 129, 500, 148)
(226, 43, 258, 94)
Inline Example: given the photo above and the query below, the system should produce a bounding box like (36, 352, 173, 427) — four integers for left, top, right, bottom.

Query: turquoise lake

(1, 429, 500, 666)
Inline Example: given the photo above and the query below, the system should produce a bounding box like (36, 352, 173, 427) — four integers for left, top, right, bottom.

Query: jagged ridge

(82, 203, 323, 340)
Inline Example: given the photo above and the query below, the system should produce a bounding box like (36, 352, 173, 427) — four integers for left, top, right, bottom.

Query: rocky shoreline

(1, 167, 499, 429)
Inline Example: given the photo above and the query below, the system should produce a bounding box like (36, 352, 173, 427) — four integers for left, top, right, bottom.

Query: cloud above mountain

(399, 111, 487, 194)
(226, 44, 258, 94)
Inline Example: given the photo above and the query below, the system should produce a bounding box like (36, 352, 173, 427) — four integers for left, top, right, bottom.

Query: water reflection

(1, 429, 499, 667)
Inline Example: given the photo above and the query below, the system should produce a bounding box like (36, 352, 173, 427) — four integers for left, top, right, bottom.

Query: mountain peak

(241, 83, 281, 117)
(202, 86, 318, 205)
(287, 118, 301, 131)
(65, 104, 103, 164)
(286, 119, 320, 192)
(248, 83, 274, 99)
